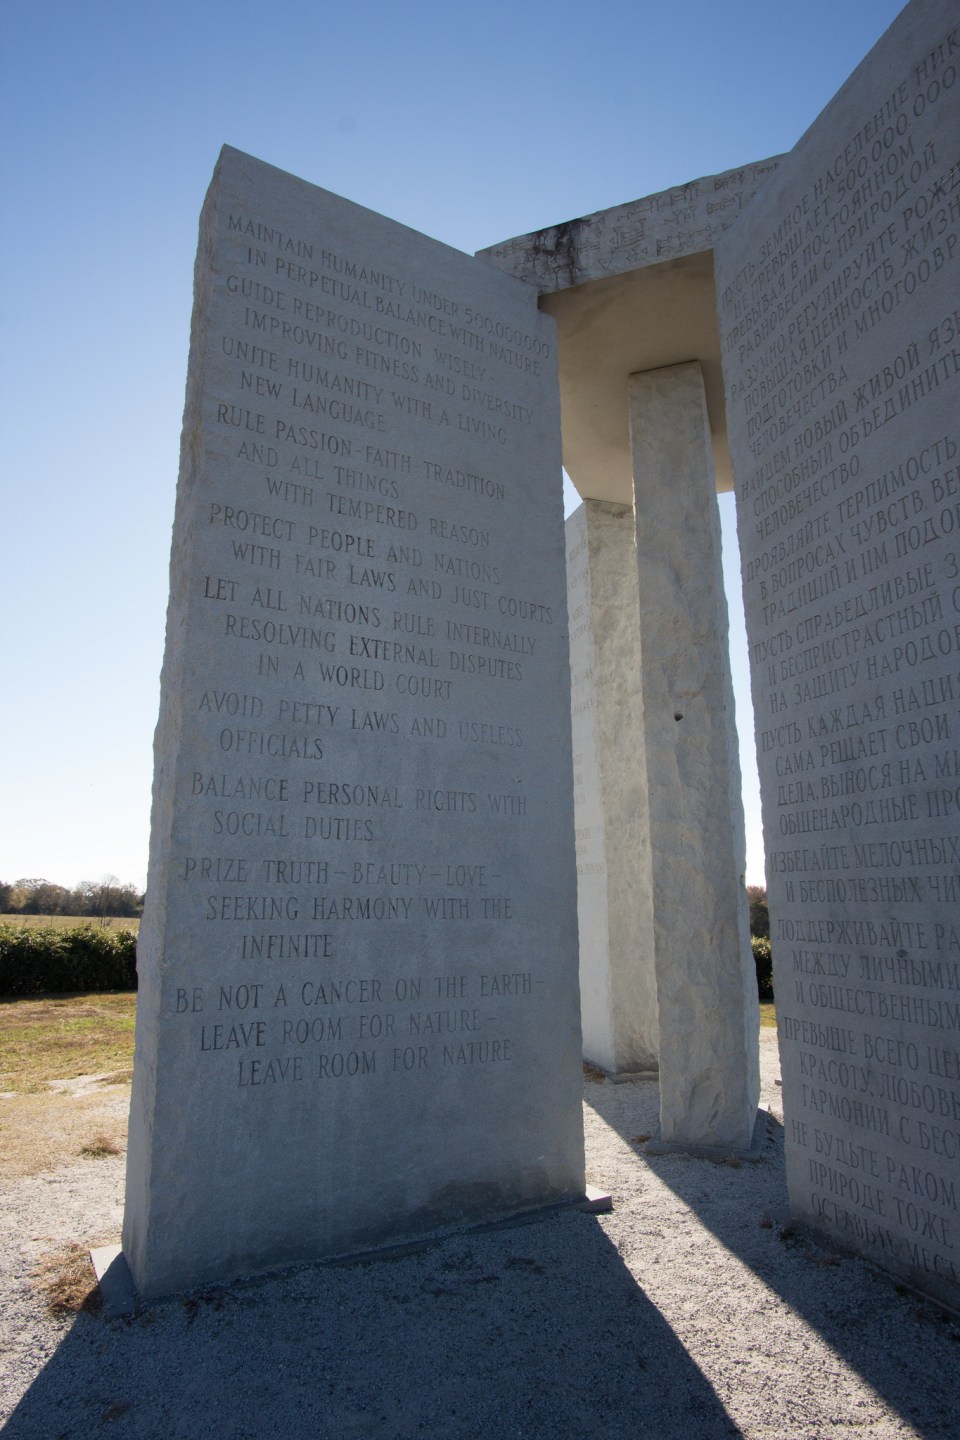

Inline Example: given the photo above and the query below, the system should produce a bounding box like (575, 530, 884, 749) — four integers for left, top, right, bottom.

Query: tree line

(0, 875, 144, 918)
(2, 875, 769, 936)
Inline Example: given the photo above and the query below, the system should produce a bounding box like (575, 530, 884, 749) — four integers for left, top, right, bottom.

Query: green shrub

(747, 886, 769, 939)
(752, 935, 773, 1001)
(0, 923, 137, 997)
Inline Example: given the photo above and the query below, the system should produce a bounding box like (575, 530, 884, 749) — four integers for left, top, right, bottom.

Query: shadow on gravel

(586, 1081, 960, 1440)
(4, 1210, 744, 1440)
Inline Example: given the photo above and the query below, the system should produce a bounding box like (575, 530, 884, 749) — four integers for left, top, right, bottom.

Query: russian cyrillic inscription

(717, 0, 960, 1307)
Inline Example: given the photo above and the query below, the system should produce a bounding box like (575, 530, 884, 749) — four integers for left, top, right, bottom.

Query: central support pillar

(566, 501, 658, 1074)
(629, 361, 758, 1150)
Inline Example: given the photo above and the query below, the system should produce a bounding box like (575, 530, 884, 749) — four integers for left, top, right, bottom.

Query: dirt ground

(0, 1075, 131, 1181)
(2, 1035, 960, 1440)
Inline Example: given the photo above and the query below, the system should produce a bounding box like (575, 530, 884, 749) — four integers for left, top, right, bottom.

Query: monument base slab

(90, 1245, 138, 1319)
(645, 1106, 771, 1163)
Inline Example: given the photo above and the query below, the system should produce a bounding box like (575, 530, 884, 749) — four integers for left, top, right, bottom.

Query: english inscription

(123, 148, 583, 1298)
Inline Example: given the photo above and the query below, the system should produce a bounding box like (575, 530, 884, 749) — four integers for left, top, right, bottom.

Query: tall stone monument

(124, 147, 585, 1298)
(716, 0, 960, 1307)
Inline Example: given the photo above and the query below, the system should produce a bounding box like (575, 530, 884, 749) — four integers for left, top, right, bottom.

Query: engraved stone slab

(123, 147, 584, 1299)
(716, 0, 960, 1308)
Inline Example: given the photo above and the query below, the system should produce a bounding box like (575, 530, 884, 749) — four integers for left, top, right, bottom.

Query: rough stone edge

(477, 157, 784, 292)
(90, 1244, 138, 1319)
(90, 1190, 612, 1315)
(576, 1185, 614, 1214)
(645, 1105, 771, 1163)
(585, 1064, 660, 1084)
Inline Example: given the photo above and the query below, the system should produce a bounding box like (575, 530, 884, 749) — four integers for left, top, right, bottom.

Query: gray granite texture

(716, 0, 960, 1309)
(480, 158, 782, 293)
(566, 502, 658, 1075)
(629, 362, 759, 1151)
(124, 146, 584, 1299)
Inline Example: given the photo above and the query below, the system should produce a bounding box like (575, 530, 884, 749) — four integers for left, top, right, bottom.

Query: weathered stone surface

(716, 0, 960, 1307)
(566, 501, 658, 1073)
(629, 362, 759, 1150)
(488, 179, 763, 1135)
(480, 159, 782, 293)
(123, 146, 584, 1299)
(479, 160, 782, 505)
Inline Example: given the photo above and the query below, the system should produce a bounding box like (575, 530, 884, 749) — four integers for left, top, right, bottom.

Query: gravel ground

(2, 1033, 959, 1440)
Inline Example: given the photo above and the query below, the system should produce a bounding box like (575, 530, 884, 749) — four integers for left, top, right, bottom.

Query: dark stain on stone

(530, 216, 591, 288)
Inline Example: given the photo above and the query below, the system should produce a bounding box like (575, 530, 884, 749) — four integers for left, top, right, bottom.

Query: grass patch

(79, 1131, 123, 1158)
(0, 992, 136, 1092)
(0, 914, 138, 933)
(30, 1243, 103, 1317)
(0, 993, 134, 1177)
(760, 1002, 777, 1029)
(1, 1088, 129, 1180)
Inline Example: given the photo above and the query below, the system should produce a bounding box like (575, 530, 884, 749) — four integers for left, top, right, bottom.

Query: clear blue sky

(0, 0, 907, 890)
